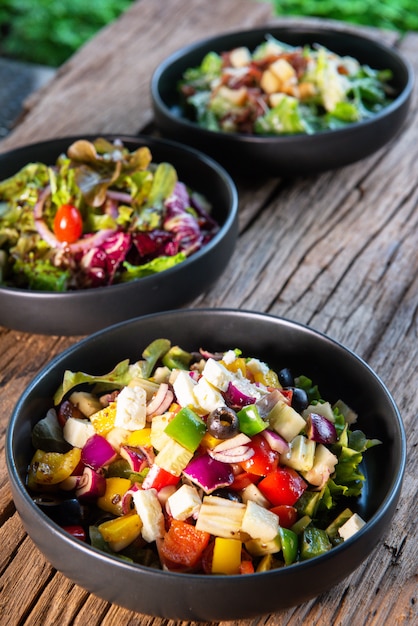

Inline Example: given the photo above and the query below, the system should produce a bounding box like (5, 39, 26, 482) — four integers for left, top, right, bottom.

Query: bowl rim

(0, 134, 238, 298)
(151, 23, 415, 145)
(6, 307, 407, 580)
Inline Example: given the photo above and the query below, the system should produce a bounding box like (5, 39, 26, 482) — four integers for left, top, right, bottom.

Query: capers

(206, 406, 239, 439)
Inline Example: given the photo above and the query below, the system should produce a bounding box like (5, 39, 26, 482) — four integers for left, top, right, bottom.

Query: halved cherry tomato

(270, 504, 298, 528)
(258, 466, 307, 506)
(53, 203, 83, 243)
(62, 525, 87, 541)
(240, 433, 279, 476)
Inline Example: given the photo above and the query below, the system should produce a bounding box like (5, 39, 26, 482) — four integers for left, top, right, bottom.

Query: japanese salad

(28, 339, 380, 575)
(179, 34, 395, 135)
(0, 138, 219, 291)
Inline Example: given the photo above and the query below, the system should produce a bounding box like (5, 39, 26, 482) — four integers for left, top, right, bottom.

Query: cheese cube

(167, 484, 202, 520)
(193, 377, 226, 413)
(132, 488, 165, 543)
(63, 417, 95, 448)
(173, 370, 198, 408)
(202, 358, 233, 391)
(114, 385, 147, 431)
(338, 513, 366, 541)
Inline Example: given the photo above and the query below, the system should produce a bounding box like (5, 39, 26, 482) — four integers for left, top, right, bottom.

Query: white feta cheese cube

(132, 488, 165, 543)
(173, 370, 198, 408)
(167, 484, 202, 520)
(114, 385, 147, 431)
(338, 513, 366, 541)
(222, 350, 237, 365)
(193, 377, 226, 413)
(63, 417, 95, 448)
(202, 358, 233, 391)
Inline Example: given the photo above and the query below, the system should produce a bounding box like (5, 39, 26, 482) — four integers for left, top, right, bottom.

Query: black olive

(206, 406, 239, 439)
(290, 387, 309, 412)
(278, 367, 294, 388)
(33, 496, 85, 526)
(211, 488, 242, 503)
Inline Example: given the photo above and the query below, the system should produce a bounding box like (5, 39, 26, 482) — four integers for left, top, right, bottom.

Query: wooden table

(0, 0, 417, 623)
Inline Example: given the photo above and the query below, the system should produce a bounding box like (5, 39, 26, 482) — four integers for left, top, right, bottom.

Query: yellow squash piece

(89, 402, 117, 435)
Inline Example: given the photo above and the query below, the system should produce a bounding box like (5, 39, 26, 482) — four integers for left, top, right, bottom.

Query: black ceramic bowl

(151, 24, 414, 176)
(6, 309, 406, 621)
(0, 136, 238, 335)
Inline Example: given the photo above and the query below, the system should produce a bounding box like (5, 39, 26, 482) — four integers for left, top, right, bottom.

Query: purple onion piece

(305, 413, 338, 444)
(183, 454, 234, 494)
(75, 467, 106, 501)
(81, 434, 117, 470)
(224, 381, 256, 409)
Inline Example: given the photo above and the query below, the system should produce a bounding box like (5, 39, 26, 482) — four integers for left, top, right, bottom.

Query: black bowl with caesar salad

(0, 135, 238, 335)
(151, 23, 413, 176)
(6, 309, 405, 620)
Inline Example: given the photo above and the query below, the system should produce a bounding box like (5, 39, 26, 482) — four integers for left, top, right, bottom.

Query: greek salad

(0, 138, 219, 291)
(179, 34, 395, 135)
(28, 339, 380, 574)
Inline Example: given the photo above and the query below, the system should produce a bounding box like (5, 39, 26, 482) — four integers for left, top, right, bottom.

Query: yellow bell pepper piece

(126, 427, 152, 447)
(98, 512, 142, 552)
(221, 357, 247, 377)
(97, 477, 132, 516)
(89, 402, 117, 435)
(211, 537, 242, 575)
(28, 447, 81, 486)
(199, 431, 223, 450)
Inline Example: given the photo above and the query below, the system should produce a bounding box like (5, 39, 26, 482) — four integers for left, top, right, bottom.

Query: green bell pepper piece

(300, 526, 332, 560)
(164, 406, 206, 452)
(237, 404, 267, 436)
(162, 345, 193, 370)
(278, 527, 299, 565)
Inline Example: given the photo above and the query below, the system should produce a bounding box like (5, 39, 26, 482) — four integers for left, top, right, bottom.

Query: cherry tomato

(53, 204, 83, 243)
(270, 504, 298, 528)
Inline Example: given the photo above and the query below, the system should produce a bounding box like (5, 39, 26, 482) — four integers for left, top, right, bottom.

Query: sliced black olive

(206, 406, 239, 439)
(289, 387, 309, 412)
(278, 367, 294, 388)
(211, 488, 242, 503)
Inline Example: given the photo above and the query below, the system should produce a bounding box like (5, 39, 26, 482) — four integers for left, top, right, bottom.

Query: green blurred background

(0, 0, 417, 68)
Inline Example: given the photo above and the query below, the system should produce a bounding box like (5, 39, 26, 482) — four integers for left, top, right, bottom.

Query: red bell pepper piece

(158, 519, 211, 570)
(258, 466, 307, 506)
(142, 464, 180, 491)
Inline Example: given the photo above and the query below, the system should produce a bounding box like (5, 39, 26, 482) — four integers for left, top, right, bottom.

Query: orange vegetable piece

(159, 519, 210, 570)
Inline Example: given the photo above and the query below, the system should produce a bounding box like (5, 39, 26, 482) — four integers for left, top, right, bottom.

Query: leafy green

(122, 252, 186, 280)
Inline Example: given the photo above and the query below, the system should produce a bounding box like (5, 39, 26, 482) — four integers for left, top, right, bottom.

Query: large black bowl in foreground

(0, 136, 238, 335)
(6, 309, 406, 621)
(151, 24, 414, 176)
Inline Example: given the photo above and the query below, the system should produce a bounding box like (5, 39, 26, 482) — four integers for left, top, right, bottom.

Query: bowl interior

(6, 310, 406, 619)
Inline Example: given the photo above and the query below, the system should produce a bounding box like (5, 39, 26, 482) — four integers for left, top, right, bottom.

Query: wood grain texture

(0, 0, 417, 624)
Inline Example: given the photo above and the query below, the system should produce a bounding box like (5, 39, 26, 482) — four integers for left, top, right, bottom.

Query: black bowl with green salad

(151, 23, 414, 176)
(0, 135, 238, 335)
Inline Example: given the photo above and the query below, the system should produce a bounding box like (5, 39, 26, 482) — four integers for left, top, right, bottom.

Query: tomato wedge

(53, 203, 83, 243)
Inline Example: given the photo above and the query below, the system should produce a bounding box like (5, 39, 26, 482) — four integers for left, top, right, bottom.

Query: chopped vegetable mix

(179, 35, 396, 135)
(27, 340, 381, 574)
(0, 138, 219, 291)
